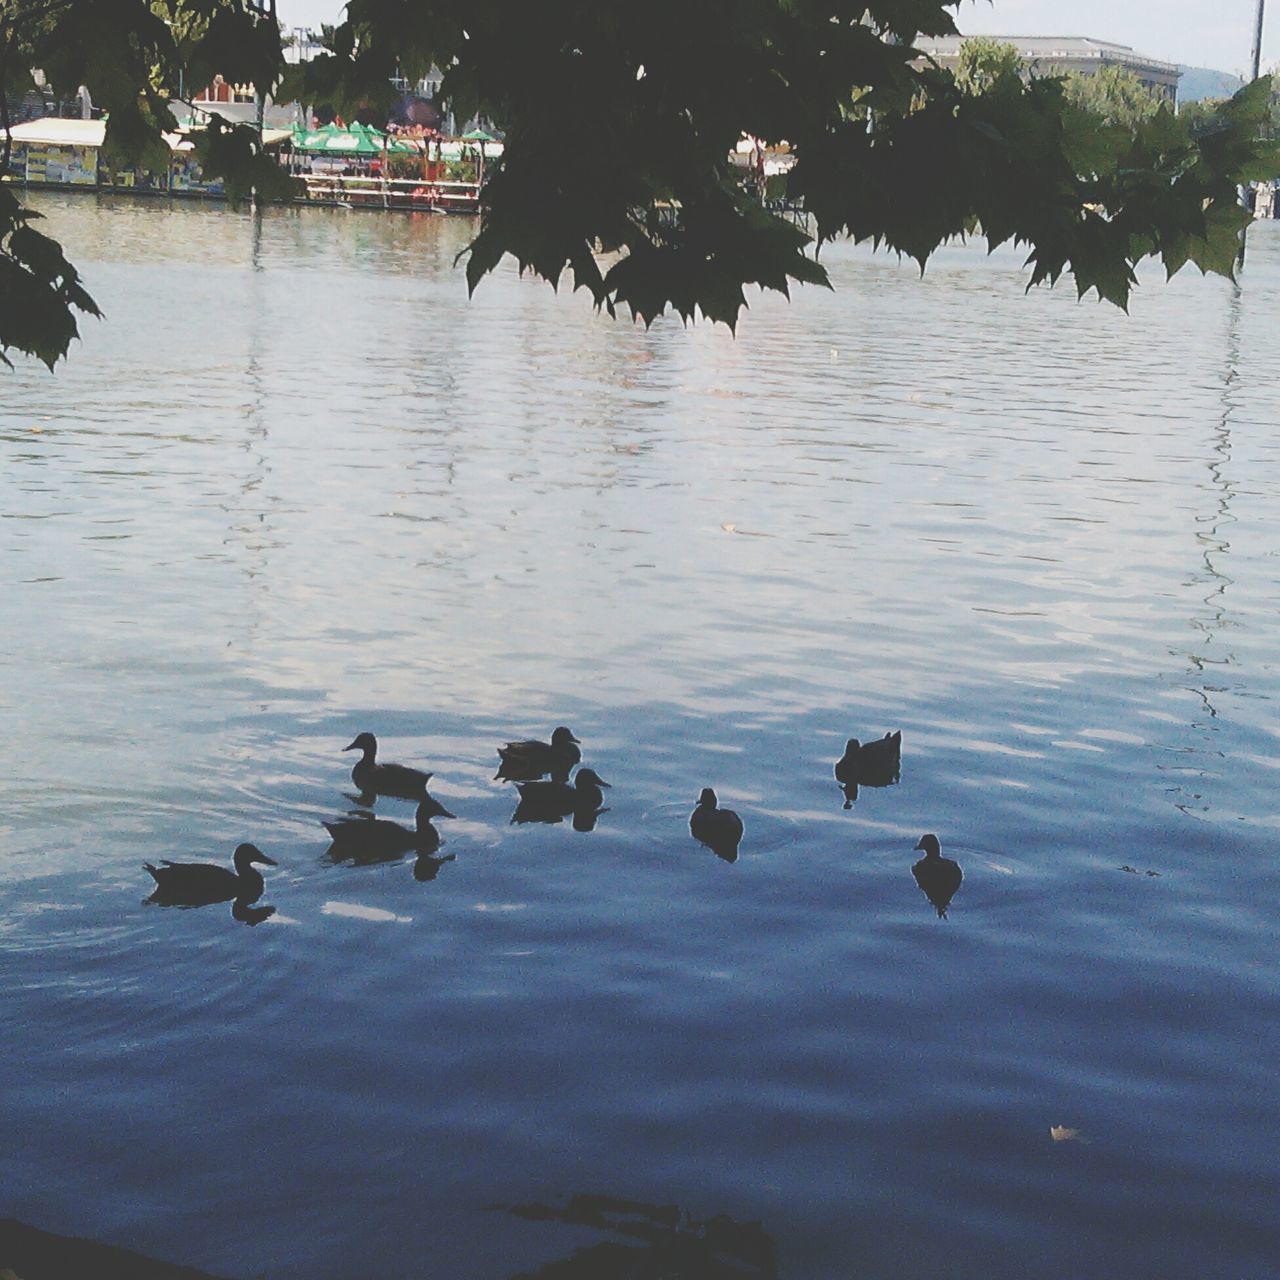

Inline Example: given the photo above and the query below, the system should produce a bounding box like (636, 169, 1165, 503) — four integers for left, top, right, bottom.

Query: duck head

(344, 732, 378, 757)
(233, 843, 278, 871)
(914, 834, 941, 859)
(575, 768, 610, 789)
(550, 726, 581, 747)
(845, 738, 861, 753)
(696, 787, 718, 809)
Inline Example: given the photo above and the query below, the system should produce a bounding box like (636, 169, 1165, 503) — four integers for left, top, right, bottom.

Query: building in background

(914, 35, 1180, 103)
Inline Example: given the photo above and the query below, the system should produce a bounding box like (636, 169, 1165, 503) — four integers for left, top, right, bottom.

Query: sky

(273, 0, 1279, 79)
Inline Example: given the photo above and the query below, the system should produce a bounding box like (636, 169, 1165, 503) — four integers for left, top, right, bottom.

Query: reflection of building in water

(914, 35, 1180, 103)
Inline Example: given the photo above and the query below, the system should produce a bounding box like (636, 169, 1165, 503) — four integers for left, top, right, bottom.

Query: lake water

(2, 194, 1277, 1280)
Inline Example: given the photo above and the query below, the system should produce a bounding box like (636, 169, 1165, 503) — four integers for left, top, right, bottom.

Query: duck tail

(143, 862, 160, 881)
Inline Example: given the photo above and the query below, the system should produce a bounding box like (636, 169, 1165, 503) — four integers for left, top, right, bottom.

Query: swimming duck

(689, 788, 744, 862)
(912, 834, 963, 918)
(512, 768, 610, 825)
(145, 843, 277, 906)
(495, 726, 581, 782)
(834, 731, 901, 785)
(344, 732, 434, 800)
(324, 790, 455, 863)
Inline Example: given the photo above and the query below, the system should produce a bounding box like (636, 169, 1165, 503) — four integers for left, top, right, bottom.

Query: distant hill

(1178, 66, 1245, 104)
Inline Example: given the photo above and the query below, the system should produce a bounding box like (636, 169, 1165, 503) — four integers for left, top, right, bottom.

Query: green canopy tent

(457, 127, 500, 183)
(292, 122, 417, 155)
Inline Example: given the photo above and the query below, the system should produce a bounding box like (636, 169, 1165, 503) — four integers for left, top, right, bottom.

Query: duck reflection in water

(500, 1192, 778, 1280)
(690, 788, 744, 862)
(343, 731, 436, 802)
(324, 790, 456, 865)
(495, 725, 582, 783)
(144, 842, 277, 926)
(834, 730, 901, 809)
(512, 768, 610, 828)
(912, 833, 962, 918)
(230, 899, 276, 925)
(413, 850, 457, 881)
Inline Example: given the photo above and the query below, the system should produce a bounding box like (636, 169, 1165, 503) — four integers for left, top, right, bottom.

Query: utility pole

(1250, 0, 1266, 81)
(245, 0, 275, 206)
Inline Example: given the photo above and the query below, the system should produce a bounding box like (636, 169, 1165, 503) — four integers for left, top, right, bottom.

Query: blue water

(1, 194, 1277, 1279)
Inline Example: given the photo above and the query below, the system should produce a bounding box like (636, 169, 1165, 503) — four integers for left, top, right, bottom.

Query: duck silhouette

(835, 731, 901, 808)
(512, 767, 610, 826)
(689, 788, 744, 862)
(912, 833, 962, 918)
(495, 726, 581, 782)
(343, 732, 435, 800)
(324, 790, 455, 864)
(835, 731, 901, 783)
(145, 843, 276, 907)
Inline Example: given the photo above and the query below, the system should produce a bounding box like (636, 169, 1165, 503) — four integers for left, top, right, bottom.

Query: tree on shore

(2, 0, 1278, 369)
(1061, 64, 1165, 129)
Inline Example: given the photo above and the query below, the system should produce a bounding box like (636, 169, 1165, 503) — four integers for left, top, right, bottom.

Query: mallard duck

(495, 726, 581, 782)
(689, 788, 744, 862)
(834, 731, 901, 785)
(145, 843, 276, 906)
(912, 833, 962, 918)
(512, 768, 609, 825)
(344, 732, 434, 800)
(324, 791, 455, 862)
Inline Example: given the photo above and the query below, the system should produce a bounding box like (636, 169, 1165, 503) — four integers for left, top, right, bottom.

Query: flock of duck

(144, 724, 963, 922)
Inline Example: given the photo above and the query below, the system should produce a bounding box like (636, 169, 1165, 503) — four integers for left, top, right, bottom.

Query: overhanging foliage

(2, 0, 1279, 367)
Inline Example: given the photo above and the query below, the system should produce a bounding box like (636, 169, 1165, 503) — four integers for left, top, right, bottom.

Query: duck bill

(255, 854, 279, 866)
(913, 839, 926, 851)
(343, 740, 360, 752)
(596, 778, 611, 788)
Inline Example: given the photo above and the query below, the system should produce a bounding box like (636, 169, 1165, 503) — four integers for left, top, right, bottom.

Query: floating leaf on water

(1050, 1125, 1080, 1143)
(722, 522, 737, 532)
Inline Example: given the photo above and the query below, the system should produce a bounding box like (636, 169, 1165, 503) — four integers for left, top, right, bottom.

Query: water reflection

(911, 834, 962, 919)
(501, 1193, 778, 1280)
(412, 850, 456, 881)
(231, 899, 277, 925)
(689, 789, 744, 862)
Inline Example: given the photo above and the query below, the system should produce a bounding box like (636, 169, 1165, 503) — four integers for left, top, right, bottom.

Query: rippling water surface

(2, 195, 1277, 1280)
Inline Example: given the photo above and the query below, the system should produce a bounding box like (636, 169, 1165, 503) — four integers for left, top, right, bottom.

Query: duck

(512, 767, 610, 825)
(323, 790, 455, 863)
(145, 843, 277, 906)
(495, 726, 581, 782)
(834, 731, 901, 786)
(912, 833, 963, 918)
(689, 788, 744, 862)
(344, 732, 434, 800)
